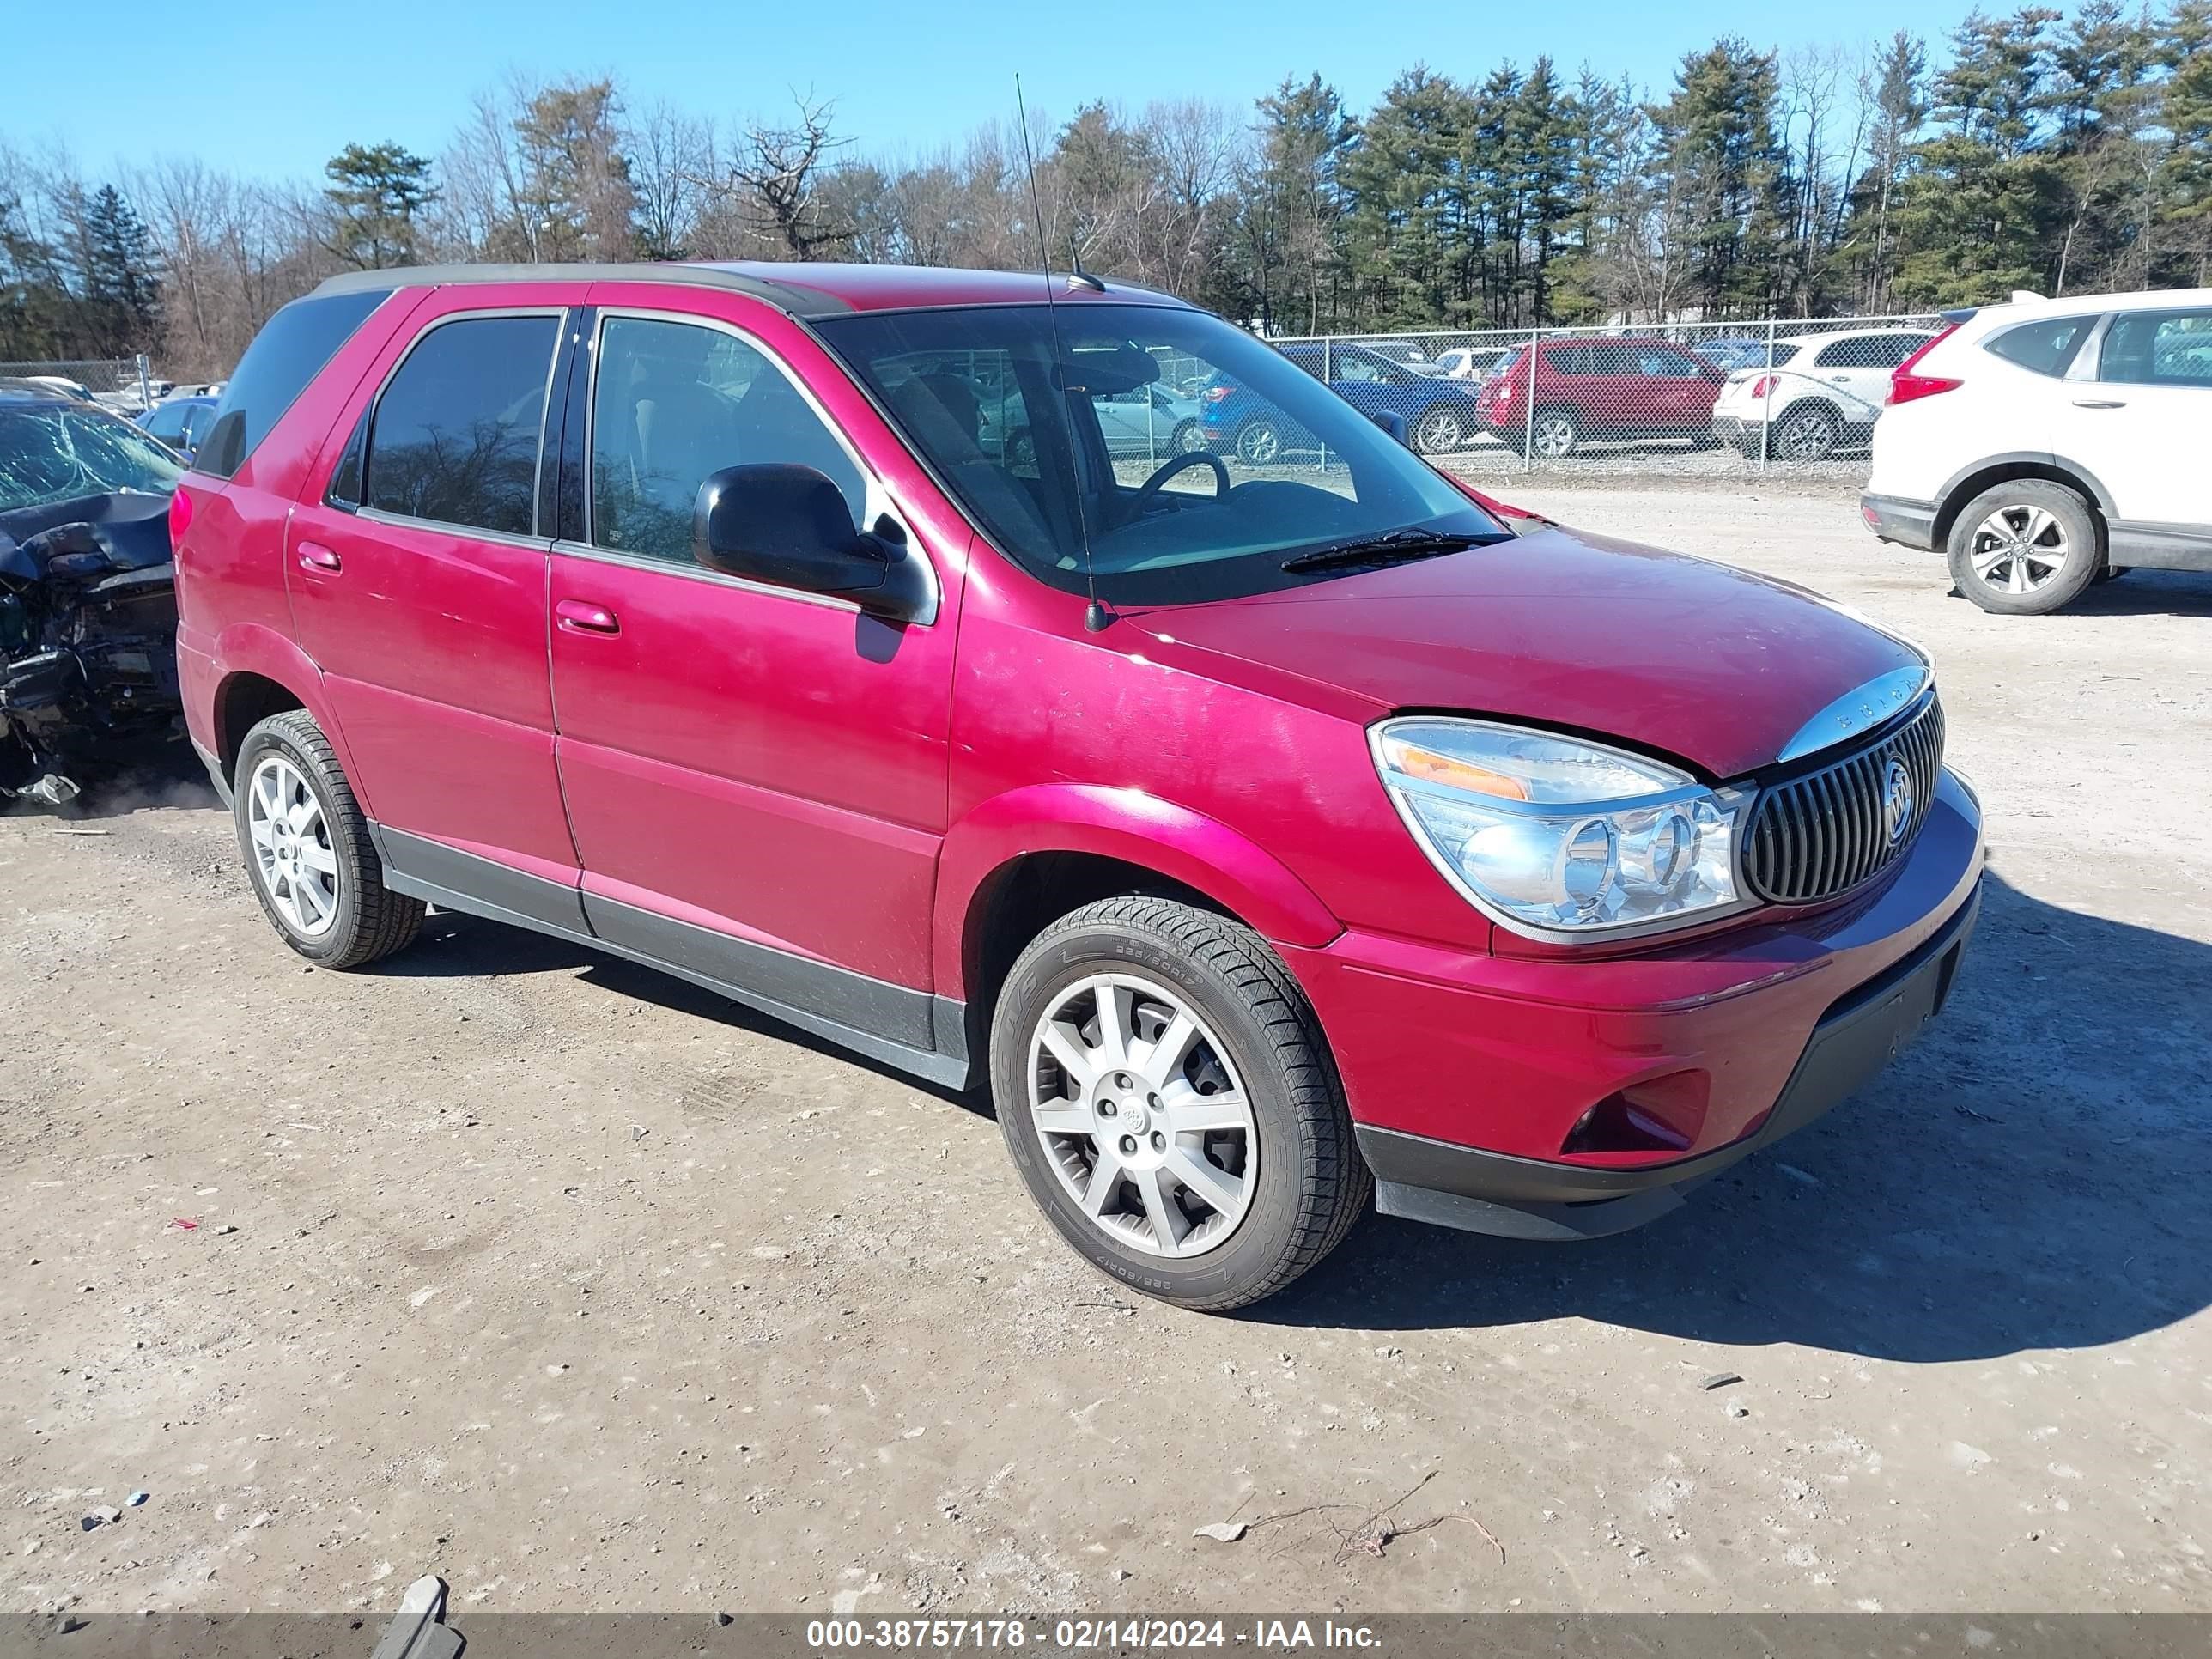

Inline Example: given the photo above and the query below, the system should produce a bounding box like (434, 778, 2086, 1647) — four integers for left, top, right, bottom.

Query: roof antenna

(1014, 74, 1112, 634)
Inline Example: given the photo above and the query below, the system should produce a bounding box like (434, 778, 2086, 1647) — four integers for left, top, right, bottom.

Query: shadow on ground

(1262, 869, 2210, 1363)
(397, 864, 2209, 1366)
(44, 744, 2200, 1364)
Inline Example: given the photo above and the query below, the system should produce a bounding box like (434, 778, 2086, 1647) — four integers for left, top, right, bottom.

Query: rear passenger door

(2060, 307, 2212, 531)
(287, 298, 584, 912)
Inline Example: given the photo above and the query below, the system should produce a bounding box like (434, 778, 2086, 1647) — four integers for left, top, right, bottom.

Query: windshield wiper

(1279, 527, 1494, 573)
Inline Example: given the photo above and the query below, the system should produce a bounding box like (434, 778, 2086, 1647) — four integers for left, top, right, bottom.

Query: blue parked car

(134, 395, 221, 463)
(1199, 342, 1484, 461)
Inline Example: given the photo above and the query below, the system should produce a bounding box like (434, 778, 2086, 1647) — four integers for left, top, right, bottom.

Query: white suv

(1711, 326, 1936, 462)
(1863, 288, 2212, 615)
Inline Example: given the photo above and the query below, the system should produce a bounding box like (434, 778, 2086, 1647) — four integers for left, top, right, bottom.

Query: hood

(1131, 525, 1925, 781)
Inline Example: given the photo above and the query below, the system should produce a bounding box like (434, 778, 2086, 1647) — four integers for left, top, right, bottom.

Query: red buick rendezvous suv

(172, 263, 1982, 1310)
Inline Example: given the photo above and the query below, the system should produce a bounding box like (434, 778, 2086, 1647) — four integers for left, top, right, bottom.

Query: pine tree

(1650, 40, 1792, 316)
(324, 142, 438, 270)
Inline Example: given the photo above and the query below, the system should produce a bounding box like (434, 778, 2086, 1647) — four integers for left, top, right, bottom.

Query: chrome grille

(1743, 693, 1945, 905)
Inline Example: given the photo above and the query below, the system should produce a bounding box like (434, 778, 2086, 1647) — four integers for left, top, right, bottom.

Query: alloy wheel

(1775, 407, 1837, 461)
(1968, 504, 2069, 596)
(1026, 973, 1257, 1258)
(246, 754, 340, 937)
(1532, 412, 1577, 458)
(1414, 408, 1466, 453)
(1237, 421, 1282, 465)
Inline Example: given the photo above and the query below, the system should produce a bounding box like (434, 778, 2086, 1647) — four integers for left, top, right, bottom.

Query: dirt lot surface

(4, 487, 2209, 1620)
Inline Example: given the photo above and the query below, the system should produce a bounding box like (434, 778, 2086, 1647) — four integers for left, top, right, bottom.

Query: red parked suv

(173, 264, 1982, 1310)
(1479, 337, 1725, 458)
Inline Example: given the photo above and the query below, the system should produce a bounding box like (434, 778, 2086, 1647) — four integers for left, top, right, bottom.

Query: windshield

(814, 303, 1503, 605)
(0, 403, 184, 514)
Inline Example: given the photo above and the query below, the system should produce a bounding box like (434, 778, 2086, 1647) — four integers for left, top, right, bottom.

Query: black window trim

(550, 302, 939, 624)
(349, 304, 567, 542)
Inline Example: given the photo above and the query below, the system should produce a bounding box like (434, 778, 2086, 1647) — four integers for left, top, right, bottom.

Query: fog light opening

(1560, 1073, 1710, 1156)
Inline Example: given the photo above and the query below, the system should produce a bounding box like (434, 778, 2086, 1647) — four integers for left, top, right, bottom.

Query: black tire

(1170, 418, 1204, 455)
(990, 897, 1369, 1312)
(1235, 417, 1284, 466)
(1411, 404, 1468, 455)
(232, 710, 424, 969)
(1944, 480, 2100, 617)
(1771, 401, 1839, 462)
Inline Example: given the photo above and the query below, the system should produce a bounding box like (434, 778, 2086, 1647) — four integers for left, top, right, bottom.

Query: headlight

(1370, 718, 1753, 939)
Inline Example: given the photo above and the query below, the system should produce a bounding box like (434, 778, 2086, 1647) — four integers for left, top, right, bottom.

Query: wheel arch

(1934, 454, 2115, 556)
(934, 785, 1342, 1019)
(204, 625, 356, 798)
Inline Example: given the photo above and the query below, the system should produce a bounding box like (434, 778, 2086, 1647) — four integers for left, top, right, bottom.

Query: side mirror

(1370, 410, 1410, 447)
(692, 464, 933, 624)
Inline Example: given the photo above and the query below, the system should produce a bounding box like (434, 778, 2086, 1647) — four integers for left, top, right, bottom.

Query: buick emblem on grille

(1882, 757, 1915, 845)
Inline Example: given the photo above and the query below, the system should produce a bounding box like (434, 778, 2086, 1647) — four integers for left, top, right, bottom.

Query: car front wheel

(1945, 481, 2100, 616)
(990, 897, 1368, 1311)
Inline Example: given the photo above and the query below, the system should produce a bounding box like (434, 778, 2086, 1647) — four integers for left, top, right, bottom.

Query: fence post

(136, 353, 151, 412)
(1522, 327, 1540, 473)
(1759, 320, 1774, 471)
(1322, 337, 1333, 475)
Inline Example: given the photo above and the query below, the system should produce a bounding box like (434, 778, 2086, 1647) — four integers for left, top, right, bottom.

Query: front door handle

(297, 541, 341, 574)
(2070, 398, 2127, 409)
(556, 599, 621, 635)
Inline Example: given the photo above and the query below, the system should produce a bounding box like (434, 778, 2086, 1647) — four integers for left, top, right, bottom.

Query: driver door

(545, 300, 963, 1042)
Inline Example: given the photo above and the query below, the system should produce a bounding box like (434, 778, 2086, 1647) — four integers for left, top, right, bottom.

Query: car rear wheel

(1412, 405, 1468, 455)
(1529, 408, 1579, 459)
(990, 897, 1368, 1311)
(1235, 417, 1283, 465)
(234, 710, 424, 968)
(1771, 403, 1840, 462)
(1171, 418, 1205, 455)
(1945, 481, 2100, 616)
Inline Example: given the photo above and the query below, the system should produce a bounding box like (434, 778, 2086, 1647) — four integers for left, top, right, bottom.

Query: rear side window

(197, 288, 392, 479)
(1814, 333, 1930, 368)
(1985, 316, 2096, 377)
(2097, 308, 2212, 387)
(365, 314, 560, 536)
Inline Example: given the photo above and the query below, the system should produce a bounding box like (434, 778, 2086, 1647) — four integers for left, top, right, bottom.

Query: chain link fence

(1255, 315, 1944, 486)
(0, 356, 160, 413)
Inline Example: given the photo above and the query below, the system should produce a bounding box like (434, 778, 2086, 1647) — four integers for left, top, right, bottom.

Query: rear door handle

(556, 599, 621, 635)
(297, 541, 341, 574)
(2070, 398, 2127, 409)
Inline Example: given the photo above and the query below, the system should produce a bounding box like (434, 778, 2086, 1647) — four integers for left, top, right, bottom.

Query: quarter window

(2097, 309, 2212, 387)
(1984, 317, 2096, 378)
(589, 316, 865, 565)
(364, 314, 558, 536)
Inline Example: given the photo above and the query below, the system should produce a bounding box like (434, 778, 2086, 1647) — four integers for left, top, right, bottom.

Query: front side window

(2097, 309, 2212, 387)
(365, 313, 559, 536)
(143, 402, 190, 442)
(816, 303, 1504, 607)
(588, 315, 866, 565)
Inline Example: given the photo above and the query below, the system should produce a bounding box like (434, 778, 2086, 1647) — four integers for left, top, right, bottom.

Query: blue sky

(13, 0, 1948, 183)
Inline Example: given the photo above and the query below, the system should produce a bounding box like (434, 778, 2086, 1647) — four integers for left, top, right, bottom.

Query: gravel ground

(3, 486, 2209, 1620)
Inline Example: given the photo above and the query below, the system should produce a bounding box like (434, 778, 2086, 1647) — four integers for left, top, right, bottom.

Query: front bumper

(1861, 492, 1938, 550)
(1281, 769, 1984, 1241)
(1354, 887, 1977, 1237)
